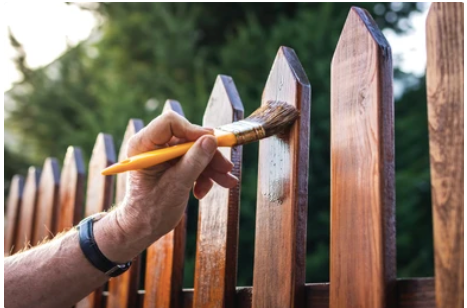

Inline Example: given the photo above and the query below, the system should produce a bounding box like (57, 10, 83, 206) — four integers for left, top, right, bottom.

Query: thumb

(170, 135, 218, 190)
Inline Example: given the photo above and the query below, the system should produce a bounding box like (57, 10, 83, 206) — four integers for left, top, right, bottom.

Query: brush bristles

(245, 101, 299, 137)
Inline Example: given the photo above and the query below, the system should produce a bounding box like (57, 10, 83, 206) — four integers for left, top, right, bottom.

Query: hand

(95, 111, 238, 262)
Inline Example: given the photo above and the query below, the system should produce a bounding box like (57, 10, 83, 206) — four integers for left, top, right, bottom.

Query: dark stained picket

(76, 133, 116, 308)
(193, 76, 244, 308)
(143, 100, 188, 308)
(14, 167, 41, 253)
(107, 119, 144, 308)
(33, 158, 60, 244)
(5, 175, 25, 255)
(56, 146, 85, 233)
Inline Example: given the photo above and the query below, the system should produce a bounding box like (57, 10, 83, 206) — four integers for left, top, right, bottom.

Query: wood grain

(76, 133, 116, 308)
(56, 146, 85, 232)
(107, 119, 144, 308)
(14, 167, 41, 253)
(426, 3, 464, 308)
(5, 175, 25, 255)
(33, 158, 60, 244)
(123, 278, 435, 308)
(143, 100, 188, 308)
(252, 46, 311, 308)
(193, 76, 244, 308)
(330, 7, 395, 308)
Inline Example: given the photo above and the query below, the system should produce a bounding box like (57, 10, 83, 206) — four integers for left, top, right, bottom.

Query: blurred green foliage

(5, 3, 433, 286)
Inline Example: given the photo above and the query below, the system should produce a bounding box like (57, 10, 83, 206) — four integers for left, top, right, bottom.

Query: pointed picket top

(115, 119, 144, 203)
(330, 6, 395, 308)
(163, 99, 185, 117)
(33, 157, 60, 244)
(262, 46, 310, 107)
(143, 100, 187, 308)
(202, 75, 244, 127)
(14, 167, 41, 252)
(56, 146, 85, 232)
(5, 175, 25, 254)
(84, 133, 116, 217)
(253, 46, 310, 307)
(106, 119, 144, 308)
(193, 75, 244, 308)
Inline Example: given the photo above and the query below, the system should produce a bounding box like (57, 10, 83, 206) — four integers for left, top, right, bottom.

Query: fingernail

(201, 136, 217, 154)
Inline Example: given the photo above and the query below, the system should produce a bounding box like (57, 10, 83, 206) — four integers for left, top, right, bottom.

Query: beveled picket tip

(14, 166, 41, 253)
(84, 133, 116, 217)
(5, 174, 25, 255)
(253, 46, 310, 308)
(163, 99, 185, 117)
(332, 7, 391, 66)
(193, 75, 244, 308)
(143, 100, 187, 308)
(33, 157, 61, 244)
(57, 146, 85, 232)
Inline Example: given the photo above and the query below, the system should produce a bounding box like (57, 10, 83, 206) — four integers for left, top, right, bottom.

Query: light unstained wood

(252, 46, 311, 308)
(330, 7, 395, 308)
(14, 167, 41, 253)
(56, 146, 85, 232)
(143, 100, 188, 308)
(193, 76, 244, 308)
(4, 175, 25, 255)
(76, 133, 116, 308)
(107, 119, 144, 308)
(33, 158, 60, 245)
(426, 3, 464, 308)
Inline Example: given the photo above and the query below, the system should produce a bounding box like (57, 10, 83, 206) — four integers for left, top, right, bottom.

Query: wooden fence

(4, 5, 463, 308)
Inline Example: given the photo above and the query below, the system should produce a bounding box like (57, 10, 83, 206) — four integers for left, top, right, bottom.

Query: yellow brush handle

(101, 131, 237, 175)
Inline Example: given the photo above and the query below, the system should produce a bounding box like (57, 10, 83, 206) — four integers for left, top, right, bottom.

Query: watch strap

(78, 216, 132, 277)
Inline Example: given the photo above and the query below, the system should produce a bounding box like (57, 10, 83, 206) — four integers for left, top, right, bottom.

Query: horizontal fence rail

(4, 4, 463, 308)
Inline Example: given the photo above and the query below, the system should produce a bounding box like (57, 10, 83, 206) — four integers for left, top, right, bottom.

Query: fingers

(167, 135, 218, 190)
(193, 174, 214, 199)
(127, 111, 213, 156)
(201, 167, 238, 189)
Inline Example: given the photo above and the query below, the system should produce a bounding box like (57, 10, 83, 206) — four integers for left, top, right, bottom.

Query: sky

(3, 3, 430, 93)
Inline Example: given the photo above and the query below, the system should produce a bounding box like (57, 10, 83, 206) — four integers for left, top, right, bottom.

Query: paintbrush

(101, 101, 299, 175)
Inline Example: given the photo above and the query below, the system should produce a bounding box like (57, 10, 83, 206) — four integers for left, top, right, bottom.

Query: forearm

(4, 209, 150, 308)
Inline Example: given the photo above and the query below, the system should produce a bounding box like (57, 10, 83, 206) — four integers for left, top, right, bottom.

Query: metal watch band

(78, 215, 132, 277)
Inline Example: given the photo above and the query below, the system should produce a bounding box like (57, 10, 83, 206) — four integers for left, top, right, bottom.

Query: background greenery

(5, 3, 433, 286)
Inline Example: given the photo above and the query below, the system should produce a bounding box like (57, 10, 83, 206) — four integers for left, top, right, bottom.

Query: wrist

(92, 211, 143, 264)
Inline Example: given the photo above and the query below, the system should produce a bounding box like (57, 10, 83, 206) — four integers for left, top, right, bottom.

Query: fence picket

(5, 175, 25, 255)
(33, 158, 60, 244)
(14, 167, 41, 253)
(143, 100, 188, 308)
(193, 76, 244, 308)
(107, 119, 144, 308)
(252, 46, 311, 308)
(330, 7, 396, 308)
(56, 146, 85, 232)
(76, 133, 116, 308)
(426, 3, 464, 308)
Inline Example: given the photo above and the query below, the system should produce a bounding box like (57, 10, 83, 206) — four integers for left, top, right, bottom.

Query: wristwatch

(77, 213, 132, 277)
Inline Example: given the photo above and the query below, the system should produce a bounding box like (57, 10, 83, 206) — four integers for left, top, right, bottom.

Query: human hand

(97, 111, 238, 262)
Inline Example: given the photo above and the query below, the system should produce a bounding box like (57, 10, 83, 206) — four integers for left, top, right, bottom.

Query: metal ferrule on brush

(217, 120, 266, 145)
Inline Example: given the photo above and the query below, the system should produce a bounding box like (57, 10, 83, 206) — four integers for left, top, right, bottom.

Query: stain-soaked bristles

(217, 101, 299, 145)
